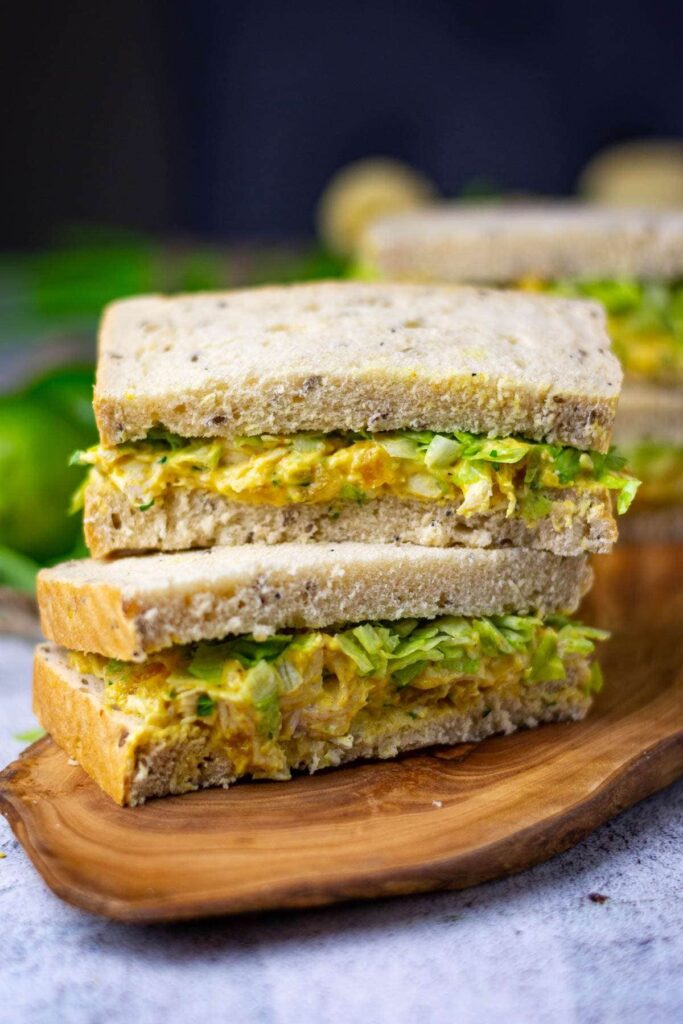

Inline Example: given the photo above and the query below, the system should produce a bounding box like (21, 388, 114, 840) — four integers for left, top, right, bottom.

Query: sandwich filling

(72, 428, 638, 520)
(518, 277, 683, 384)
(619, 441, 683, 506)
(68, 613, 606, 781)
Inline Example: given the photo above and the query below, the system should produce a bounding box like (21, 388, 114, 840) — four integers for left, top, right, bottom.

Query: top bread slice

(94, 282, 620, 452)
(363, 203, 683, 284)
(37, 543, 592, 661)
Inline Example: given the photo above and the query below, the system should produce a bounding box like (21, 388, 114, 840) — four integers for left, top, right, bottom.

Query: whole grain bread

(33, 643, 590, 805)
(83, 473, 617, 558)
(37, 543, 592, 660)
(362, 203, 683, 283)
(95, 282, 620, 452)
(612, 381, 683, 447)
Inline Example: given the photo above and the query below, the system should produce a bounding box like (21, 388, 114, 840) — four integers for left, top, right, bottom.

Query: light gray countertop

(1, 634, 681, 1024)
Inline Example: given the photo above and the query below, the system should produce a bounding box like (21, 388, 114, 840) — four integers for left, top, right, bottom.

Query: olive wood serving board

(1, 544, 682, 923)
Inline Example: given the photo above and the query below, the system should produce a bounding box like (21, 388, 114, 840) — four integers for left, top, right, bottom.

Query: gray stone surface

(1, 635, 681, 1024)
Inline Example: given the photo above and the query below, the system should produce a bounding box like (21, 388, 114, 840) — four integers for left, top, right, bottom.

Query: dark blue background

(4, 0, 682, 245)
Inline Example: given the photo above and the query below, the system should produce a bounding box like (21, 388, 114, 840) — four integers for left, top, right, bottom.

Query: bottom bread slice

(83, 478, 617, 558)
(34, 643, 592, 806)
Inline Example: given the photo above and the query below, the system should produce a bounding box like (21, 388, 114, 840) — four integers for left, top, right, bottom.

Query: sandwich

(72, 282, 636, 558)
(34, 542, 604, 805)
(362, 205, 681, 538)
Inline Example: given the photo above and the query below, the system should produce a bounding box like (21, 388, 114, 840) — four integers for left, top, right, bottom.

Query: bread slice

(362, 203, 683, 283)
(94, 282, 620, 452)
(34, 643, 591, 806)
(83, 474, 617, 559)
(37, 543, 592, 661)
(612, 381, 683, 447)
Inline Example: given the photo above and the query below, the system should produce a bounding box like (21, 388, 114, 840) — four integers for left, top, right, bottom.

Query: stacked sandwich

(362, 204, 683, 539)
(34, 282, 636, 805)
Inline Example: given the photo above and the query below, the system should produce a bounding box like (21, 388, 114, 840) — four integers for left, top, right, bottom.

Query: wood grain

(1, 544, 682, 923)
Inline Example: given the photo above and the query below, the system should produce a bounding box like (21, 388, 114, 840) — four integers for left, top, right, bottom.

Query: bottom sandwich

(34, 544, 604, 805)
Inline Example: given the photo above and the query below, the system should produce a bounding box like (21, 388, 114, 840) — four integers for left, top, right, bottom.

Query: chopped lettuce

(189, 635, 292, 682)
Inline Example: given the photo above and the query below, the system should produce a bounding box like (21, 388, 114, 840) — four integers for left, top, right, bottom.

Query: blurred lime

(24, 364, 96, 439)
(0, 397, 85, 561)
(317, 157, 437, 260)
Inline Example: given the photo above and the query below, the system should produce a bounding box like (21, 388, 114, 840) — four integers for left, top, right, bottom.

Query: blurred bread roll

(579, 139, 683, 207)
(317, 157, 436, 259)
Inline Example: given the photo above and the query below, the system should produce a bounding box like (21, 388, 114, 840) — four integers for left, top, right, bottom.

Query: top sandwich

(362, 205, 683, 385)
(74, 281, 636, 558)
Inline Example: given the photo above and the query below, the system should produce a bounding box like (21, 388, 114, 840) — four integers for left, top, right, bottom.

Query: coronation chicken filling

(72, 428, 638, 520)
(69, 614, 607, 781)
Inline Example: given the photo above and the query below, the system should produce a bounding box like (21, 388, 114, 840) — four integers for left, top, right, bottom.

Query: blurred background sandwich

(363, 204, 683, 540)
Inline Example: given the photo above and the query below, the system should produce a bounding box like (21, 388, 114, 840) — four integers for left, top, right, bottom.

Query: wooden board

(1, 544, 682, 923)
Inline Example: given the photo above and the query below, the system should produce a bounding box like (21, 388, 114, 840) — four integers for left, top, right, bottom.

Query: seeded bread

(33, 643, 591, 805)
(612, 382, 683, 447)
(83, 474, 617, 558)
(95, 282, 620, 452)
(37, 543, 592, 661)
(362, 203, 683, 283)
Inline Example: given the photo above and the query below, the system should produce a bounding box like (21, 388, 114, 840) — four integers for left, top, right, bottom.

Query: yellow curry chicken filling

(69, 614, 607, 781)
(72, 428, 638, 520)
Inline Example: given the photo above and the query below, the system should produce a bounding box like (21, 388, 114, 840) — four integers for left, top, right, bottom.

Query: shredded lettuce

(124, 613, 609, 697)
(188, 635, 292, 681)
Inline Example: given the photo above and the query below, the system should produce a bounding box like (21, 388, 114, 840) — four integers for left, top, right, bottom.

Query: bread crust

(363, 203, 683, 283)
(33, 644, 138, 805)
(83, 475, 617, 559)
(33, 644, 591, 806)
(37, 544, 593, 660)
(94, 282, 620, 452)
